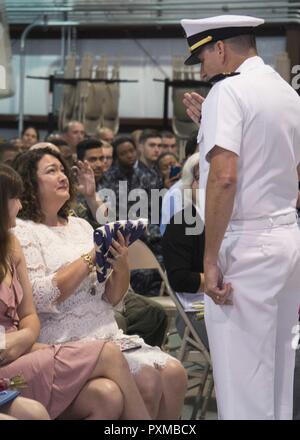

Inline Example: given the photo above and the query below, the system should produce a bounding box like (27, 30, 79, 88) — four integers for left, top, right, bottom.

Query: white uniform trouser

(205, 218, 300, 420)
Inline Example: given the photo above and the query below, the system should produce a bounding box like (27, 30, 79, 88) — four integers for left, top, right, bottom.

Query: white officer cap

(181, 15, 264, 65)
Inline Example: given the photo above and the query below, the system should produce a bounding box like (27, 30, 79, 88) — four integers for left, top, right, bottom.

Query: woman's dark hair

(112, 135, 135, 160)
(12, 147, 76, 223)
(0, 164, 23, 283)
(157, 151, 178, 167)
(21, 125, 40, 141)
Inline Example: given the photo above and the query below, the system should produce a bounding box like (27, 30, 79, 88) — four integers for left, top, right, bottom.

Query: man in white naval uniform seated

(181, 15, 300, 420)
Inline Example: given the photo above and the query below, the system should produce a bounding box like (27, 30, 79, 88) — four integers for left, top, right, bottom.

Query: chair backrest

(162, 271, 211, 365)
(128, 239, 167, 291)
(128, 239, 177, 348)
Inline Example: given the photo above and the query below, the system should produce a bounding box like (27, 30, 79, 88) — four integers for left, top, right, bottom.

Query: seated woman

(162, 153, 209, 349)
(157, 152, 181, 190)
(12, 148, 187, 420)
(20, 126, 39, 151)
(0, 163, 150, 420)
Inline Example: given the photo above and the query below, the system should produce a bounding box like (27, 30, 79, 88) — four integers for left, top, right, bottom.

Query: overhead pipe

(18, 16, 78, 136)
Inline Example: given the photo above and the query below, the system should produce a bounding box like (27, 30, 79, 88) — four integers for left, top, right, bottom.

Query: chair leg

(177, 326, 190, 362)
(199, 372, 214, 420)
(190, 362, 210, 420)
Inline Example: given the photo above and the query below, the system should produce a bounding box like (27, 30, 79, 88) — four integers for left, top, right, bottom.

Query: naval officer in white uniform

(181, 15, 300, 419)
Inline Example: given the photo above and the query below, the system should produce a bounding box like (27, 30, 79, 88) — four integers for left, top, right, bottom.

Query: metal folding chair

(162, 273, 214, 419)
(127, 240, 177, 350)
(128, 239, 214, 418)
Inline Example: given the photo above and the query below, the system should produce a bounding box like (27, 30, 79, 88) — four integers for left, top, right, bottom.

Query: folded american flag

(94, 219, 148, 283)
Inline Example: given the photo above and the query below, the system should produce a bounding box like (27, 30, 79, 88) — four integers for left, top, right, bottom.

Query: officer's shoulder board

(209, 72, 240, 85)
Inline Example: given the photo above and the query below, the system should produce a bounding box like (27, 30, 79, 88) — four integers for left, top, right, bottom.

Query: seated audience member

(74, 137, 167, 347)
(160, 131, 178, 155)
(21, 126, 39, 151)
(48, 137, 75, 169)
(132, 130, 164, 295)
(12, 148, 187, 419)
(0, 143, 19, 165)
(77, 138, 112, 191)
(101, 135, 142, 209)
(0, 163, 151, 420)
(74, 138, 111, 228)
(96, 126, 114, 144)
(100, 142, 114, 173)
(114, 286, 167, 348)
(61, 121, 85, 154)
(157, 152, 181, 189)
(138, 129, 162, 177)
(162, 153, 208, 349)
(102, 135, 163, 296)
(160, 132, 198, 235)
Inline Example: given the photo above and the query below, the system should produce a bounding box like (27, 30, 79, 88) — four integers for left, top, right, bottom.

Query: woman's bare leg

(0, 413, 17, 420)
(90, 342, 151, 420)
(134, 366, 163, 419)
(156, 360, 188, 420)
(59, 378, 124, 420)
(2, 397, 50, 420)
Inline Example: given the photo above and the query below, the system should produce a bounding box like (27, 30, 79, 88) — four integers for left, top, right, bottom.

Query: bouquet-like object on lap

(0, 375, 27, 406)
(94, 219, 148, 283)
(0, 375, 27, 392)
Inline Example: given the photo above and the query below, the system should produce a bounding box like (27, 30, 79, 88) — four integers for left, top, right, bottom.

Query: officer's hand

(182, 92, 205, 126)
(204, 262, 233, 305)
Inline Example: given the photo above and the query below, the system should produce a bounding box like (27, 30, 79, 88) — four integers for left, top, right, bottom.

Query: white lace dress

(13, 217, 175, 374)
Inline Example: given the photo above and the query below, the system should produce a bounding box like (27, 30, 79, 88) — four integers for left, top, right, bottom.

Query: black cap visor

(184, 26, 254, 65)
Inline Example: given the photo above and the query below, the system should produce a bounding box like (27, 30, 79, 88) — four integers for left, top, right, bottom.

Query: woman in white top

(13, 148, 187, 419)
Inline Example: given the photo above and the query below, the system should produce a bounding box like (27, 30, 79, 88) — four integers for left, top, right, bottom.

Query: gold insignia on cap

(189, 35, 213, 53)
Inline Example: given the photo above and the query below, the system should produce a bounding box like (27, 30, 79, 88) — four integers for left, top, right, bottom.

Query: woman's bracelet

(80, 252, 95, 273)
(200, 273, 205, 292)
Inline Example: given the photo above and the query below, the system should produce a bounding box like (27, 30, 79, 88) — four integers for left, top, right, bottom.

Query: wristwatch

(81, 252, 94, 273)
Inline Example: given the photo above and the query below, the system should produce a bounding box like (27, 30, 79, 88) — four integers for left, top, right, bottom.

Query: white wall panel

(0, 35, 286, 138)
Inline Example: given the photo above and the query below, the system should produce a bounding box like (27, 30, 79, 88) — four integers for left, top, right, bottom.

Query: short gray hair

(181, 152, 199, 190)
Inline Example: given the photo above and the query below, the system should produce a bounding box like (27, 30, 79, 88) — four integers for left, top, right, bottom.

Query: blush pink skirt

(0, 340, 106, 419)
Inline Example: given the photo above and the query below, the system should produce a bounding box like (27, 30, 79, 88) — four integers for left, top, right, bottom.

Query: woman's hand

(30, 342, 50, 352)
(73, 160, 96, 198)
(0, 331, 33, 365)
(163, 173, 182, 189)
(107, 231, 129, 274)
(104, 231, 130, 306)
